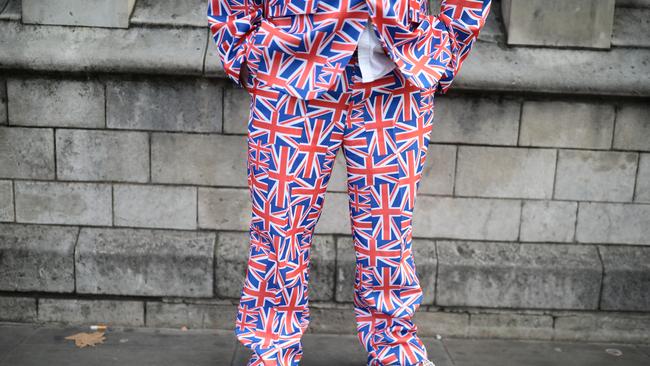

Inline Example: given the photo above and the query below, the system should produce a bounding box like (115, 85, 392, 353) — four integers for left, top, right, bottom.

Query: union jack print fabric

(207, 0, 492, 100)
(235, 54, 436, 365)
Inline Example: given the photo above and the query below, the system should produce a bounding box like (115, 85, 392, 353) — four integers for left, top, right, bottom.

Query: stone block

(56, 129, 149, 182)
(519, 101, 615, 149)
(0, 126, 54, 179)
(0, 223, 78, 292)
(0, 180, 13, 221)
(326, 148, 348, 193)
(598, 245, 650, 311)
(520, 200, 577, 243)
(198, 187, 251, 231)
(614, 103, 650, 151)
(413, 310, 470, 338)
(413, 196, 521, 241)
(146, 301, 237, 329)
(636, 153, 650, 202)
(22, 0, 136, 28)
(151, 133, 247, 186)
(107, 78, 222, 133)
(38, 298, 144, 326)
(455, 41, 650, 97)
(436, 240, 602, 309)
(307, 304, 357, 334)
(418, 144, 456, 196)
(612, 7, 650, 48)
(314, 192, 351, 234)
(468, 312, 554, 340)
(131, 0, 206, 27)
(577, 202, 650, 245)
(0, 22, 206, 75)
(76, 227, 215, 297)
(0, 296, 37, 322)
(501, 0, 615, 48)
(554, 312, 650, 343)
(114, 184, 196, 230)
(7, 77, 104, 128)
(456, 146, 556, 199)
(555, 150, 637, 202)
(430, 96, 520, 146)
(15, 181, 112, 225)
(223, 85, 252, 134)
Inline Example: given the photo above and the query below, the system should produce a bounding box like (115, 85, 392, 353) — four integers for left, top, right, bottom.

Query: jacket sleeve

(434, 0, 492, 94)
(207, 0, 264, 87)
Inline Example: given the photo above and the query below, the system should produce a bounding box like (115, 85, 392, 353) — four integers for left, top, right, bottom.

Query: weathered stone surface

(146, 301, 237, 329)
(223, 85, 252, 134)
(413, 310, 470, 338)
(131, 0, 207, 27)
(307, 304, 357, 334)
(456, 146, 556, 199)
(0, 0, 21, 20)
(456, 42, 650, 97)
(0, 180, 13, 221)
(617, 0, 650, 7)
(519, 101, 615, 149)
(418, 144, 456, 196)
(501, 0, 615, 48)
(430, 96, 520, 146)
(76, 227, 215, 297)
(0, 223, 78, 293)
(38, 298, 144, 326)
(15, 181, 112, 225)
(0, 296, 37, 322)
(436, 240, 602, 309)
(151, 133, 247, 186)
(413, 196, 521, 241)
(0, 21, 206, 75)
(614, 103, 650, 151)
(636, 153, 650, 203)
(326, 148, 348, 193)
(334, 236, 356, 303)
(0, 126, 54, 179)
(520, 200, 577, 243)
(554, 312, 650, 343)
(314, 192, 351, 234)
(198, 187, 251, 231)
(613, 7, 650, 48)
(114, 184, 196, 230)
(598, 245, 650, 311)
(0, 79, 6, 125)
(107, 78, 222, 133)
(555, 150, 638, 202)
(22, 0, 136, 28)
(577, 202, 650, 245)
(7, 77, 104, 128)
(56, 129, 149, 182)
(468, 312, 554, 340)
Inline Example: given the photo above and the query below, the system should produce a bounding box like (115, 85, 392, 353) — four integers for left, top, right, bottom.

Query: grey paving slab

(0, 323, 40, 359)
(0, 325, 237, 366)
(444, 337, 650, 366)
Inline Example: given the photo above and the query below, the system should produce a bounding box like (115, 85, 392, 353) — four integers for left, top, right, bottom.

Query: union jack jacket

(207, 0, 492, 100)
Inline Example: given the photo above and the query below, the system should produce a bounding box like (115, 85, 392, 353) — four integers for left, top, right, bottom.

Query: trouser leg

(234, 74, 351, 365)
(342, 64, 436, 366)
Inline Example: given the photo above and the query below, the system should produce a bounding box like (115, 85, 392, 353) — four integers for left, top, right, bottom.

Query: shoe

(417, 360, 435, 366)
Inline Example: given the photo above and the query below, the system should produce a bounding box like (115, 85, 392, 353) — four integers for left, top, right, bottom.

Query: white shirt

(357, 17, 397, 83)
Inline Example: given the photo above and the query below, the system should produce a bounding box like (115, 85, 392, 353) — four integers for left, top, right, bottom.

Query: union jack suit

(207, 1, 491, 365)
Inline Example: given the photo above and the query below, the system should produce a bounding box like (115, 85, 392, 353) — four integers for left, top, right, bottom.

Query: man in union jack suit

(207, 0, 491, 365)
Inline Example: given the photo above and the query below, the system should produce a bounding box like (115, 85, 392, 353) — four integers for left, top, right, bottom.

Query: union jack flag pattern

(208, 0, 492, 100)
(237, 54, 438, 366)
(207, 1, 491, 365)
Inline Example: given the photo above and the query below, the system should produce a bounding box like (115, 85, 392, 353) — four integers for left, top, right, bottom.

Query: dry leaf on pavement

(64, 331, 107, 348)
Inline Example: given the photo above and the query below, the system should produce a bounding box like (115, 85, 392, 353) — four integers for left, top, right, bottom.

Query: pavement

(1, 322, 649, 366)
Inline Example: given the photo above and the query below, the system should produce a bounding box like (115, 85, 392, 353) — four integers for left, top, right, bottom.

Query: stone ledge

(1, 17, 649, 97)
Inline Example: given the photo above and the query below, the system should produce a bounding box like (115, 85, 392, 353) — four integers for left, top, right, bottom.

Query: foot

(417, 360, 436, 366)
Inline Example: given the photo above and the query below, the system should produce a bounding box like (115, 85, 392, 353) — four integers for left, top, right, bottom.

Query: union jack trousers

(235, 53, 437, 366)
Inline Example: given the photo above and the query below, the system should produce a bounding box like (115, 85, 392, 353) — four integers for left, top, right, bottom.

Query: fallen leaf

(65, 331, 107, 348)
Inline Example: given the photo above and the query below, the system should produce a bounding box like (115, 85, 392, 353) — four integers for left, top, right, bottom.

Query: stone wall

(0, 0, 649, 343)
